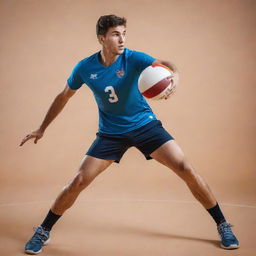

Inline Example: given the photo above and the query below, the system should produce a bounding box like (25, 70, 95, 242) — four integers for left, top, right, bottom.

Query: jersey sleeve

(67, 61, 84, 90)
(130, 50, 156, 73)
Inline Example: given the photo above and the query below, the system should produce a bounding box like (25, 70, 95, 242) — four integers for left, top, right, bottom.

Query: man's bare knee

(64, 157, 112, 194)
(173, 161, 198, 184)
(67, 172, 93, 193)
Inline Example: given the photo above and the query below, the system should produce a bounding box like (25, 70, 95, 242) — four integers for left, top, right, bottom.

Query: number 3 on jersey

(105, 86, 119, 103)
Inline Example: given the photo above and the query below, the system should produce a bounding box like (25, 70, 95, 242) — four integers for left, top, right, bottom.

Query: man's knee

(67, 172, 93, 192)
(173, 160, 198, 184)
(173, 160, 190, 172)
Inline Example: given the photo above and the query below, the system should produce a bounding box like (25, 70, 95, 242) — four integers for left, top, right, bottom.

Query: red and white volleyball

(138, 64, 174, 100)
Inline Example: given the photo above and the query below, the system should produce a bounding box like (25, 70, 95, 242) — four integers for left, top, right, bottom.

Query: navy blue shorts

(86, 120, 174, 163)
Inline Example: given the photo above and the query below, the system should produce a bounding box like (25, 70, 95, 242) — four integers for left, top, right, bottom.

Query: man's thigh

(86, 133, 130, 163)
(150, 140, 191, 173)
(133, 120, 174, 160)
(77, 155, 114, 180)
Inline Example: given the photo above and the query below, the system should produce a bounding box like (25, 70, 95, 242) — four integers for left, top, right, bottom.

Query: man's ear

(97, 35, 105, 45)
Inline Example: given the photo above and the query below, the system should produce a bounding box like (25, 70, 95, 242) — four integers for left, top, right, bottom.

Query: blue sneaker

(217, 221, 239, 249)
(24, 226, 50, 254)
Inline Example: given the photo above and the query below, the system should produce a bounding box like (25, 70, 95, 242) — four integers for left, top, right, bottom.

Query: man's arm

(152, 59, 178, 73)
(20, 84, 76, 146)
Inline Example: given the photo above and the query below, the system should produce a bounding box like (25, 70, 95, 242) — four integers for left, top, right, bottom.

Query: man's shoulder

(78, 51, 99, 66)
(125, 48, 138, 57)
(125, 48, 151, 59)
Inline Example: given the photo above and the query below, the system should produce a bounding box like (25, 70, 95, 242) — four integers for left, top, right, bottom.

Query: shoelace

(218, 223, 234, 239)
(29, 227, 49, 244)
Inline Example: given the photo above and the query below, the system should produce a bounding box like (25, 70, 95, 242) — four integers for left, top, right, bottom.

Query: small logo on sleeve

(90, 74, 98, 79)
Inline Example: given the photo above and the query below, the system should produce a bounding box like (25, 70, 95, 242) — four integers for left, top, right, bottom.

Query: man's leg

(25, 156, 113, 254)
(51, 155, 113, 215)
(151, 140, 216, 208)
(150, 140, 239, 249)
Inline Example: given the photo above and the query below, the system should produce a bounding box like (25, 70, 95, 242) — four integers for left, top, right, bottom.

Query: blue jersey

(67, 48, 156, 134)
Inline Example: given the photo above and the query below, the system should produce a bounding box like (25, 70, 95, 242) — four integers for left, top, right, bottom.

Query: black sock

(41, 210, 62, 231)
(207, 203, 226, 225)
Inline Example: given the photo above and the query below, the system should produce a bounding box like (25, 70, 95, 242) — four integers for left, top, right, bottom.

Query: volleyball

(138, 64, 174, 100)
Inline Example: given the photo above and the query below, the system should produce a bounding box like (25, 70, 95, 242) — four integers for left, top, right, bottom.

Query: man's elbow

(56, 91, 71, 104)
(58, 85, 76, 102)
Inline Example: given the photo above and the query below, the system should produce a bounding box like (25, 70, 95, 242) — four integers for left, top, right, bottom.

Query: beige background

(0, 0, 255, 255)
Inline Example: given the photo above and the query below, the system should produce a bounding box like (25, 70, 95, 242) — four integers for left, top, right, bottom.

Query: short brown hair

(96, 14, 126, 36)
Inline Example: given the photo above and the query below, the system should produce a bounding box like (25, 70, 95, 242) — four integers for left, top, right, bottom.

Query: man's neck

(100, 49, 119, 67)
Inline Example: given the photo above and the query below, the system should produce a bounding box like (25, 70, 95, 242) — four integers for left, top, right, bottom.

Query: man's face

(98, 25, 126, 55)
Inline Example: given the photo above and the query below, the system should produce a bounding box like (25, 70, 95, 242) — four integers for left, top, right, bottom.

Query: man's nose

(119, 35, 124, 43)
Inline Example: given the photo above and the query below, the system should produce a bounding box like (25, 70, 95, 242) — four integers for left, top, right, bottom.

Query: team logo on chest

(116, 69, 125, 78)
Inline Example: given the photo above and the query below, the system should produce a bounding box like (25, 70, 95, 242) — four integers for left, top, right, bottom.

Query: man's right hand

(19, 129, 44, 146)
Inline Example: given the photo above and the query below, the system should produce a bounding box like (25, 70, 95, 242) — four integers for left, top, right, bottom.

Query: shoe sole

(24, 237, 50, 255)
(221, 243, 239, 250)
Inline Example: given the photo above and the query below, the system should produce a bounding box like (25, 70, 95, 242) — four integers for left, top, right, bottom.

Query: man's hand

(164, 71, 179, 100)
(20, 129, 44, 146)
(19, 84, 76, 147)
(152, 59, 179, 100)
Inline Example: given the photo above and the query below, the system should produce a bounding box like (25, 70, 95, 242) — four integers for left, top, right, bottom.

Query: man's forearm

(161, 60, 178, 73)
(39, 94, 69, 132)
